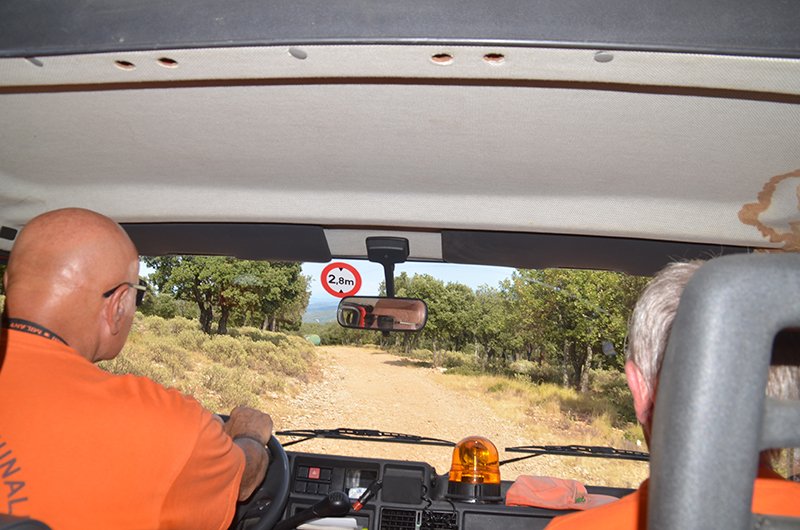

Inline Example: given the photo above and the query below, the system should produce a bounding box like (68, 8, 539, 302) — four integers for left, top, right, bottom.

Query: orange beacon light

(446, 436, 502, 503)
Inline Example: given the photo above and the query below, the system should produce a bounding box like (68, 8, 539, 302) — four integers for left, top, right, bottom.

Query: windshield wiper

(501, 444, 649, 465)
(275, 428, 455, 448)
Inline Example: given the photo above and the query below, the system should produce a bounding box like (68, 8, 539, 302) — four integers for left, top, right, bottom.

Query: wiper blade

(501, 444, 649, 465)
(275, 428, 456, 448)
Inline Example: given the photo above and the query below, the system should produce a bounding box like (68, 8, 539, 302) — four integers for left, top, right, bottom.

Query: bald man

(0, 208, 273, 530)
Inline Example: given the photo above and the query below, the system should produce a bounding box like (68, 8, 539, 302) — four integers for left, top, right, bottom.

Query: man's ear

(104, 288, 128, 335)
(625, 360, 654, 427)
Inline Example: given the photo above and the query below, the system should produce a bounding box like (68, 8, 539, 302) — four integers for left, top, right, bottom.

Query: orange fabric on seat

(545, 469, 800, 529)
(0, 327, 245, 530)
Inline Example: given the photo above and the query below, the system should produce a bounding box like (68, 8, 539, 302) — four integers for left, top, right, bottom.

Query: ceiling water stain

(739, 169, 800, 252)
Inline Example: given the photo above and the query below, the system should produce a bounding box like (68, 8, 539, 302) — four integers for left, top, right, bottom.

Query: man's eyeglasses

(102, 279, 147, 306)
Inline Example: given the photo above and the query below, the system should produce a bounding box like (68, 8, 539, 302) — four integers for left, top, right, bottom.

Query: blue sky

(302, 260, 516, 310)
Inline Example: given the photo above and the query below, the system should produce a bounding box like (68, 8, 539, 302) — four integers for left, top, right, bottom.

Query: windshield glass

(96, 256, 651, 489)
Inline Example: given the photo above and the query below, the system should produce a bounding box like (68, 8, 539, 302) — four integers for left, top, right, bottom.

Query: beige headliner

(2, 45, 800, 258)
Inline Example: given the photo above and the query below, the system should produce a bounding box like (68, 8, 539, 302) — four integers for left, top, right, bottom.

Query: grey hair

(626, 260, 705, 394)
(768, 330, 800, 401)
(628, 259, 800, 402)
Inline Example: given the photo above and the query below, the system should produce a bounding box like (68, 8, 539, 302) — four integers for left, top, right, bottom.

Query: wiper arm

(501, 444, 649, 465)
(276, 428, 456, 448)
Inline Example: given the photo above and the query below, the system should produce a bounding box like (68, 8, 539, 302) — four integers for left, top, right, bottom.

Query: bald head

(4, 208, 140, 362)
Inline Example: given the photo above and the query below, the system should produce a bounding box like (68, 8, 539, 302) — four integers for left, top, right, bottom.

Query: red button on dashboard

(309, 467, 321, 480)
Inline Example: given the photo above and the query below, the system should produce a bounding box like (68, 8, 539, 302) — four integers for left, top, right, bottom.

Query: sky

(301, 260, 516, 310)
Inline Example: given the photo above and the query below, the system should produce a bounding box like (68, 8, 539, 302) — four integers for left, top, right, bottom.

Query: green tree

(138, 290, 178, 319)
(145, 256, 230, 333)
(504, 269, 649, 392)
(267, 273, 310, 332)
(437, 282, 476, 353)
(144, 256, 308, 335)
(387, 273, 449, 365)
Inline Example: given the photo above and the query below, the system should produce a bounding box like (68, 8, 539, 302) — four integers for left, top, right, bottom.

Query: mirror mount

(366, 237, 409, 299)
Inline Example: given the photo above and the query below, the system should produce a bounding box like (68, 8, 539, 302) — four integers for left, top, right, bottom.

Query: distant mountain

(303, 300, 338, 323)
(303, 308, 337, 324)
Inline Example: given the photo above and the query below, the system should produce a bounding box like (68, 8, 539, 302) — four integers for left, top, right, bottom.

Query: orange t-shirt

(0, 325, 246, 530)
(546, 468, 800, 529)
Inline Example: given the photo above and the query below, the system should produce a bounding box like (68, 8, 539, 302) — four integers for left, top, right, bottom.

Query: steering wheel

(229, 435, 291, 530)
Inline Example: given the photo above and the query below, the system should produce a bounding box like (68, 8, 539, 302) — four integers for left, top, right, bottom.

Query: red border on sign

(321, 262, 362, 298)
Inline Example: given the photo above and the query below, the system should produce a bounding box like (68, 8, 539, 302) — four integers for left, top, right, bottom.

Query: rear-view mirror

(337, 296, 428, 332)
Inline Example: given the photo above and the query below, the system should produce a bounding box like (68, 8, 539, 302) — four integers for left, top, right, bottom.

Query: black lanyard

(2, 318, 69, 346)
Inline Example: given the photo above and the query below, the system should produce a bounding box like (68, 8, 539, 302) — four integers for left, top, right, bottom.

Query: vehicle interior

(1, 0, 800, 529)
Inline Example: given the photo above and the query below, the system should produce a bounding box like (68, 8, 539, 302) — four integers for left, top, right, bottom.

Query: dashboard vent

(380, 509, 458, 530)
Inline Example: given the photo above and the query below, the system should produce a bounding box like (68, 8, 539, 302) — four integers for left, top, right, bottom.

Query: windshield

(95, 256, 651, 489)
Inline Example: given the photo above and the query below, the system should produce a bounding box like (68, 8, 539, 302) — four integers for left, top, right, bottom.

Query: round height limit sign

(321, 262, 362, 298)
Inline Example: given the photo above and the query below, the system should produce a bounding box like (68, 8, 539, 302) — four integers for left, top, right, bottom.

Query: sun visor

(442, 230, 751, 277)
(123, 223, 331, 262)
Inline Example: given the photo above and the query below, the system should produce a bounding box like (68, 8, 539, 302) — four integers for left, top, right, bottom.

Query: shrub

(406, 349, 434, 361)
(202, 364, 262, 410)
(445, 364, 482, 376)
(135, 314, 178, 336)
(176, 328, 207, 351)
(144, 336, 193, 377)
(99, 345, 173, 388)
(203, 335, 248, 367)
(509, 360, 562, 385)
(443, 350, 472, 369)
(167, 316, 201, 335)
(589, 369, 636, 423)
(242, 335, 316, 377)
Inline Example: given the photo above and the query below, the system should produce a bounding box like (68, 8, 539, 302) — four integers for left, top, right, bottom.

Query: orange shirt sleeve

(159, 408, 246, 530)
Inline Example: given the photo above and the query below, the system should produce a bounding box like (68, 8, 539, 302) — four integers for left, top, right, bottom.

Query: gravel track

(273, 346, 649, 487)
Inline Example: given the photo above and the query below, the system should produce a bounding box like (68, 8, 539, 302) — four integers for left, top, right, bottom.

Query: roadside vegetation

(99, 314, 316, 413)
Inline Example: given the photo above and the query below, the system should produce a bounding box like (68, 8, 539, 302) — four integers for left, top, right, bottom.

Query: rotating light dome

(446, 436, 502, 503)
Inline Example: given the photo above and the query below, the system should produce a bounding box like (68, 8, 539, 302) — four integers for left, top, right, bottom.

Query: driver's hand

(223, 406, 273, 446)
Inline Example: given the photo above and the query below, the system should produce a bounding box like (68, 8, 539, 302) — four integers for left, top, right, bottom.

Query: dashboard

(282, 451, 635, 530)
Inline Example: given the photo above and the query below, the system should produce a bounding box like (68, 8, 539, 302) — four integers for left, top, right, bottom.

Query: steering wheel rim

(229, 435, 290, 530)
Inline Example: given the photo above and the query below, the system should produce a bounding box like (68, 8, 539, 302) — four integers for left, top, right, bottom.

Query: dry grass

(99, 313, 316, 414)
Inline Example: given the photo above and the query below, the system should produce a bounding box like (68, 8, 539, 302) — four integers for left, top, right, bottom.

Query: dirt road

(273, 346, 648, 487)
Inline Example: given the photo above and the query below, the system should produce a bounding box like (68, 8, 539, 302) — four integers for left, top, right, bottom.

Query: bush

(242, 335, 316, 377)
(145, 336, 193, 377)
(101, 317, 316, 412)
(176, 328, 207, 351)
(445, 364, 482, 376)
(202, 364, 262, 410)
(166, 317, 201, 335)
(99, 344, 173, 388)
(137, 315, 173, 336)
(589, 369, 636, 423)
(202, 335, 248, 367)
(443, 350, 472, 369)
(509, 360, 562, 385)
